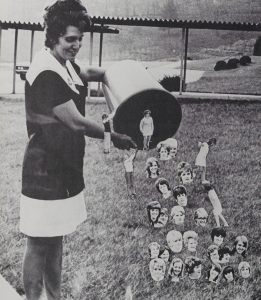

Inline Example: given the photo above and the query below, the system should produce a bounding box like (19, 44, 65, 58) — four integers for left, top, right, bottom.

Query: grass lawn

(0, 98, 261, 300)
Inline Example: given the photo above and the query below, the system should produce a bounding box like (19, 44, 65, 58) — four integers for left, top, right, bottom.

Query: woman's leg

(44, 236, 63, 300)
(146, 136, 151, 150)
(23, 237, 48, 300)
(23, 236, 63, 300)
(143, 136, 147, 150)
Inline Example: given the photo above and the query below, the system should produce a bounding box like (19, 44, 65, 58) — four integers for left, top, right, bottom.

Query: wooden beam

(30, 30, 34, 63)
(12, 28, 18, 94)
(87, 31, 94, 100)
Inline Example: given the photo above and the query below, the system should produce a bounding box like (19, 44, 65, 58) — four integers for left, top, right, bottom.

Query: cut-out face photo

(185, 256, 202, 280)
(157, 144, 171, 161)
(223, 266, 234, 283)
(177, 162, 193, 185)
(157, 138, 178, 159)
(238, 262, 251, 279)
(166, 230, 183, 253)
(155, 178, 172, 199)
(168, 258, 184, 282)
(154, 208, 169, 228)
(148, 242, 160, 259)
(145, 157, 160, 179)
(211, 227, 226, 247)
(218, 246, 231, 264)
(207, 264, 221, 283)
(158, 245, 171, 263)
(149, 258, 166, 282)
(207, 245, 220, 264)
(173, 185, 187, 207)
(183, 231, 198, 253)
(194, 208, 208, 227)
(171, 206, 185, 226)
(232, 236, 248, 257)
(147, 201, 161, 226)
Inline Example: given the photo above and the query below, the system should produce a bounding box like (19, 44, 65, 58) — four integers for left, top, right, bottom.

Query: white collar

(26, 48, 83, 94)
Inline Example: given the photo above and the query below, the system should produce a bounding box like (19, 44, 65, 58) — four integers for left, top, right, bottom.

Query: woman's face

(187, 238, 197, 252)
(159, 184, 169, 194)
(240, 266, 250, 279)
(158, 213, 168, 226)
(180, 170, 192, 184)
(150, 209, 159, 221)
(167, 234, 182, 253)
(159, 147, 168, 159)
(236, 240, 246, 254)
(52, 26, 83, 63)
(210, 249, 219, 263)
(224, 271, 234, 282)
(169, 147, 177, 157)
(149, 162, 158, 175)
(192, 265, 202, 278)
(145, 113, 150, 118)
(177, 194, 187, 206)
(213, 235, 224, 247)
(150, 245, 160, 258)
(173, 211, 185, 225)
(173, 262, 182, 275)
(159, 250, 169, 262)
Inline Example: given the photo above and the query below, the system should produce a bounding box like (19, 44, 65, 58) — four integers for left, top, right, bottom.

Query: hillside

(0, 0, 260, 63)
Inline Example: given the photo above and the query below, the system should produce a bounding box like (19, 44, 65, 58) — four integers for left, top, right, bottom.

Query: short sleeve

(31, 70, 76, 109)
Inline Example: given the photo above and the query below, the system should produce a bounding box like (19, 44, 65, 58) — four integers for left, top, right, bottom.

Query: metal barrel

(102, 60, 182, 149)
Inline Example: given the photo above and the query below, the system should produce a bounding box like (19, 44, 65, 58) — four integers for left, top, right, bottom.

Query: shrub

(214, 60, 227, 71)
(253, 36, 261, 56)
(159, 75, 185, 92)
(226, 58, 239, 69)
(240, 55, 251, 66)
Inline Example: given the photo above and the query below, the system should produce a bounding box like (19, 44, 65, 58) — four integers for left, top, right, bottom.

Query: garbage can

(102, 60, 182, 149)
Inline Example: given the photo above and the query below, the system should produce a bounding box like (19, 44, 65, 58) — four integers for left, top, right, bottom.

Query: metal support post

(97, 31, 103, 97)
(30, 30, 35, 63)
(179, 28, 185, 95)
(87, 31, 93, 100)
(12, 28, 18, 94)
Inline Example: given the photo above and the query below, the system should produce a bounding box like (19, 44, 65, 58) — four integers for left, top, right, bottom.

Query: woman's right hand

(111, 132, 137, 150)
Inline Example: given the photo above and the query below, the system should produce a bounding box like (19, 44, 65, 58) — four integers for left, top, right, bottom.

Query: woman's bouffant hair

(145, 157, 160, 178)
(155, 178, 171, 193)
(184, 256, 201, 275)
(43, 0, 91, 49)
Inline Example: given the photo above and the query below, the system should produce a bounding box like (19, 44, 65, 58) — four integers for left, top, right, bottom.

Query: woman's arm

(53, 100, 136, 149)
(78, 65, 106, 84)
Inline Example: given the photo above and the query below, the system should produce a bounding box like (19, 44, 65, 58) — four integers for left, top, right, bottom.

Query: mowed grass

(0, 98, 261, 300)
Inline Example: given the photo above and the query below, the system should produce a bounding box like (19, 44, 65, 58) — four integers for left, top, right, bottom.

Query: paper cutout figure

(231, 236, 248, 257)
(140, 110, 154, 151)
(145, 157, 160, 179)
(183, 231, 198, 253)
(157, 144, 171, 161)
(123, 149, 138, 198)
(155, 178, 172, 199)
(148, 242, 161, 259)
(173, 185, 187, 207)
(222, 266, 234, 282)
(156, 138, 178, 159)
(185, 256, 202, 280)
(194, 208, 208, 227)
(218, 246, 231, 264)
(207, 264, 221, 283)
(166, 230, 183, 253)
(158, 245, 171, 262)
(147, 201, 161, 227)
(154, 208, 169, 228)
(171, 206, 185, 226)
(207, 245, 220, 265)
(211, 227, 226, 247)
(168, 258, 184, 282)
(149, 258, 166, 282)
(195, 138, 216, 184)
(177, 162, 193, 185)
(102, 114, 111, 154)
(238, 262, 251, 279)
(204, 184, 228, 227)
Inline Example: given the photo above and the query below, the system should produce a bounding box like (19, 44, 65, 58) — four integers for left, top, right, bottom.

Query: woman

(20, 1, 136, 299)
(145, 157, 160, 178)
(146, 201, 161, 226)
(185, 256, 202, 280)
(139, 109, 154, 151)
(231, 235, 248, 257)
(168, 258, 184, 282)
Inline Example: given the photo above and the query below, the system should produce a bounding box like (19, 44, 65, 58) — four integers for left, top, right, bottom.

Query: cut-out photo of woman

(171, 206, 185, 226)
(147, 201, 161, 227)
(158, 245, 171, 263)
(238, 261, 251, 279)
(140, 109, 154, 151)
(168, 258, 184, 282)
(185, 256, 202, 280)
(145, 157, 160, 179)
(155, 178, 172, 199)
(231, 236, 248, 258)
(194, 208, 208, 227)
(149, 258, 166, 282)
(222, 266, 234, 283)
(148, 242, 161, 259)
(154, 208, 169, 228)
(207, 264, 221, 284)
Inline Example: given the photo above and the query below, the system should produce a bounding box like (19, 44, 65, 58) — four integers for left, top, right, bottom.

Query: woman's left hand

(111, 132, 137, 150)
